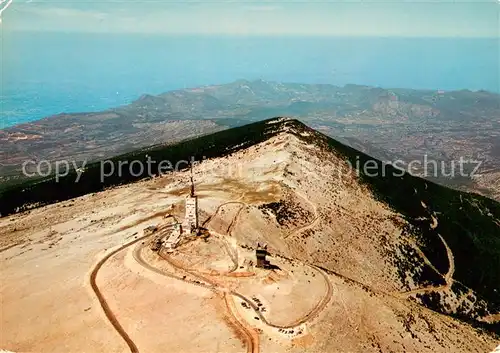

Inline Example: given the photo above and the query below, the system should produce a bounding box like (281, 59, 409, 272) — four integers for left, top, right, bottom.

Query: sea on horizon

(1, 32, 499, 129)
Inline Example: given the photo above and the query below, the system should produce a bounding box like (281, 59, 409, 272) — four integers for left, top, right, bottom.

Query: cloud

(243, 5, 281, 12)
(2, 1, 499, 37)
(35, 7, 106, 20)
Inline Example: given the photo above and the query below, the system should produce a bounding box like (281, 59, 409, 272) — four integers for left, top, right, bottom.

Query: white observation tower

(183, 164, 198, 234)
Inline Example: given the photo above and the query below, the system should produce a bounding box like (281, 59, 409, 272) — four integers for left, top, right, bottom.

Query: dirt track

(438, 233, 455, 283)
(202, 201, 246, 228)
(396, 207, 458, 297)
(283, 191, 320, 240)
(202, 200, 246, 274)
(227, 205, 246, 235)
(133, 242, 215, 291)
(131, 236, 333, 352)
(398, 231, 457, 297)
(134, 230, 333, 342)
(89, 235, 151, 353)
(155, 244, 333, 330)
(223, 293, 260, 353)
(230, 265, 332, 329)
(133, 242, 259, 353)
(205, 197, 333, 328)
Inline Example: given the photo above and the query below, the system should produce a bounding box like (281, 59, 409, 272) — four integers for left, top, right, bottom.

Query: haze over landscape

(1, 0, 499, 128)
(1, 1, 499, 353)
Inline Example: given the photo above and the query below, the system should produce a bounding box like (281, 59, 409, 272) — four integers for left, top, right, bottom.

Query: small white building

(164, 223, 183, 250)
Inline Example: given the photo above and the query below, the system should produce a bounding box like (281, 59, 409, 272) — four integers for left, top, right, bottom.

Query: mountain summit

(1, 118, 499, 352)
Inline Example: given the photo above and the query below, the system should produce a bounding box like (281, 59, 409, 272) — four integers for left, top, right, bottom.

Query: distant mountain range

(1, 80, 499, 199)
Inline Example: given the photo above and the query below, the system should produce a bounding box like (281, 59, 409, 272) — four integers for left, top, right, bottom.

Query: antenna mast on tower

(189, 161, 195, 197)
(183, 160, 199, 234)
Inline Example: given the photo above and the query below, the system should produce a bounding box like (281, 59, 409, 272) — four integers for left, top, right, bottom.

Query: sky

(1, 0, 499, 37)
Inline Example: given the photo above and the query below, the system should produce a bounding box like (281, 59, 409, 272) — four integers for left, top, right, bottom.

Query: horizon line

(3, 29, 499, 40)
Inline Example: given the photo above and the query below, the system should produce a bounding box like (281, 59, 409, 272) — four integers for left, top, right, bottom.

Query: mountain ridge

(1, 117, 499, 352)
(1, 118, 499, 337)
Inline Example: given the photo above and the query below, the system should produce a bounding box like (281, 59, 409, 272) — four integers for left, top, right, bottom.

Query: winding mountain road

(223, 293, 260, 353)
(154, 244, 332, 329)
(438, 233, 455, 284)
(230, 265, 333, 329)
(283, 191, 320, 240)
(90, 195, 331, 353)
(202, 201, 246, 228)
(398, 212, 457, 297)
(133, 241, 259, 353)
(89, 235, 151, 353)
(131, 237, 333, 351)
